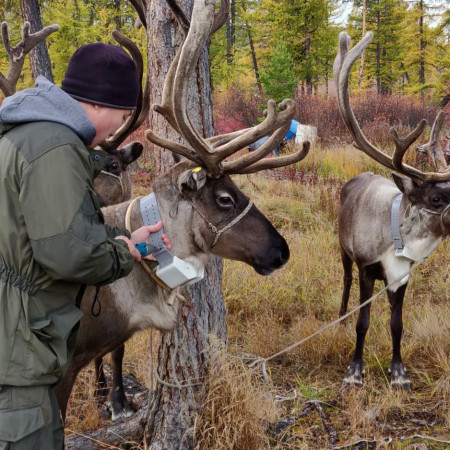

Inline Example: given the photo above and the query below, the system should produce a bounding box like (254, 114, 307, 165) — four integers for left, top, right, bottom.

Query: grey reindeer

(334, 31, 450, 389)
(54, 0, 310, 421)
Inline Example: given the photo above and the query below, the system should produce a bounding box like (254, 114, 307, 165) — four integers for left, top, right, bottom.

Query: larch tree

(348, 0, 405, 94)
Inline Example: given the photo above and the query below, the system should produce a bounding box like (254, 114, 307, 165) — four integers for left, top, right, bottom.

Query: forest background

(1, 0, 450, 448)
(1, 0, 449, 140)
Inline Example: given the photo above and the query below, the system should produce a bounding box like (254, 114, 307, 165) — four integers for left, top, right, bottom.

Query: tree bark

(145, 0, 227, 448)
(20, 0, 54, 82)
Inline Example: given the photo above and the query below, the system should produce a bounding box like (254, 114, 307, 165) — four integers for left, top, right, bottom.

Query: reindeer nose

(273, 242, 290, 267)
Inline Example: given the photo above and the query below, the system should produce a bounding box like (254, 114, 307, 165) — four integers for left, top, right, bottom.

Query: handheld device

(136, 193, 204, 289)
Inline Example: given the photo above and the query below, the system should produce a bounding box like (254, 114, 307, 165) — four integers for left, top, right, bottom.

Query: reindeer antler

(99, 29, 150, 151)
(0, 21, 59, 97)
(333, 31, 450, 183)
(416, 110, 448, 172)
(145, 0, 309, 177)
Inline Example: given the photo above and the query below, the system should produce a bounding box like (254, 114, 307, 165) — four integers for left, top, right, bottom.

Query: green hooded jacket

(0, 78, 135, 387)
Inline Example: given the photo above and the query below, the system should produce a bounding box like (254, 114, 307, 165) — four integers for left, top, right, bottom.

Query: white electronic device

(139, 193, 205, 289)
(156, 258, 205, 289)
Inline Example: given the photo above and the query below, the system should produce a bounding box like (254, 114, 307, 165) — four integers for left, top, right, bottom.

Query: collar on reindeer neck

(139, 193, 204, 288)
(391, 194, 405, 256)
(391, 194, 449, 260)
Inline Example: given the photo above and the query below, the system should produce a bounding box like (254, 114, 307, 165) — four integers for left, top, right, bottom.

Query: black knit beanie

(61, 42, 139, 110)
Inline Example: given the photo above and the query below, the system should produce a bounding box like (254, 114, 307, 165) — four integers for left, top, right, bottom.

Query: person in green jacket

(0, 42, 168, 449)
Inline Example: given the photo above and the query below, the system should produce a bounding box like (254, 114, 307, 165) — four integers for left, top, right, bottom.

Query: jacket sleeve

(21, 144, 135, 285)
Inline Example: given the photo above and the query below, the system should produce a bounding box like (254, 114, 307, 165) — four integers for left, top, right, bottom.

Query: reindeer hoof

(342, 375, 363, 389)
(389, 365, 411, 390)
(106, 400, 135, 422)
(342, 362, 364, 388)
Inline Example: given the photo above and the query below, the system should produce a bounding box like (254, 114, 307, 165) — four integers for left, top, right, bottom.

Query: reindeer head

(128, 0, 310, 274)
(94, 142, 143, 207)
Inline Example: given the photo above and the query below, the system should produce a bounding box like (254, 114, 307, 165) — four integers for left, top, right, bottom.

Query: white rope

(249, 261, 422, 381)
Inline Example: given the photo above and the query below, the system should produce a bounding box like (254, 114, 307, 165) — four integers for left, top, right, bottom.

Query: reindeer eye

(217, 193, 234, 207)
(112, 162, 119, 170)
(430, 195, 441, 205)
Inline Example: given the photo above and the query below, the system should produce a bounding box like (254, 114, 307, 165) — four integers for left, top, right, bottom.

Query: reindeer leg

(106, 344, 134, 421)
(343, 268, 374, 388)
(339, 249, 353, 320)
(94, 357, 109, 398)
(387, 283, 411, 390)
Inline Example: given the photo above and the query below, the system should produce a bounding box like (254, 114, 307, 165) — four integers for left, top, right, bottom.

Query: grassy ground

(65, 144, 450, 448)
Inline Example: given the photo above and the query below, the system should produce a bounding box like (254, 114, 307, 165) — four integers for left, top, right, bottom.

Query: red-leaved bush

(213, 84, 261, 133)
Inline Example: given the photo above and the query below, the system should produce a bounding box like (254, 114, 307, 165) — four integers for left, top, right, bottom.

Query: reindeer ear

(119, 142, 143, 164)
(392, 173, 416, 195)
(178, 167, 207, 194)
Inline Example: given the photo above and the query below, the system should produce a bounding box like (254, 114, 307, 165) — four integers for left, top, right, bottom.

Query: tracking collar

(139, 193, 204, 288)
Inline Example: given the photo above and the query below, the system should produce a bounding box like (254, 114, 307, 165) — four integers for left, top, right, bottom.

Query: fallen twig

(400, 434, 450, 445)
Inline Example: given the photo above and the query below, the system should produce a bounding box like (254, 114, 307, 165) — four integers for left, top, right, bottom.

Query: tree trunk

(145, 0, 227, 447)
(358, 0, 366, 88)
(226, 0, 235, 65)
(247, 24, 263, 96)
(20, 0, 54, 82)
(418, 0, 425, 86)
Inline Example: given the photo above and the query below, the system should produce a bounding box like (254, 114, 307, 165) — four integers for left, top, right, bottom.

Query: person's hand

(115, 235, 142, 262)
(116, 221, 171, 262)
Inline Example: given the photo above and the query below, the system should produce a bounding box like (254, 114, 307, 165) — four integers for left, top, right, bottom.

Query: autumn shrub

(294, 91, 439, 148)
(213, 83, 262, 133)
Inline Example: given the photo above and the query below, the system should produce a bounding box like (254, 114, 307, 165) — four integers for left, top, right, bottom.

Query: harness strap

(189, 199, 254, 247)
(100, 171, 125, 201)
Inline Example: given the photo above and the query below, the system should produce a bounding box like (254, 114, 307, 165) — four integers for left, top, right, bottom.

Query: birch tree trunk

(145, 0, 227, 447)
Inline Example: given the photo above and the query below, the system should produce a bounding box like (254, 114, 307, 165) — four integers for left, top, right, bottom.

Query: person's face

(81, 103, 133, 148)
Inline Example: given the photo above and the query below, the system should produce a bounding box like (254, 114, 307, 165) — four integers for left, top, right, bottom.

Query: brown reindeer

(54, 0, 310, 421)
(334, 31, 450, 389)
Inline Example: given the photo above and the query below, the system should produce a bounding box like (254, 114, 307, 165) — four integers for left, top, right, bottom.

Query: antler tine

(129, 0, 148, 29)
(148, 0, 191, 135)
(391, 120, 427, 171)
(415, 110, 449, 172)
(100, 30, 149, 151)
(1, 21, 59, 97)
(229, 141, 310, 174)
(145, 129, 203, 164)
(147, 0, 228, 176)
(211, 0, 229, 34)
(212, 99, 296, 163)
(207, 129, 251, 148)
(334, 31, 450, 182)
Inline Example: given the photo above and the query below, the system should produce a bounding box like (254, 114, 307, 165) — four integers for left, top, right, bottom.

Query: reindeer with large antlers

(55, 0, 310, 420)
(334, 31, 450, 389)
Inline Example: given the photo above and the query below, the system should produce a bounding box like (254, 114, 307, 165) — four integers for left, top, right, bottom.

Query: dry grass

(194, 340, 279, 449)
(65, 143, 450, 448)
